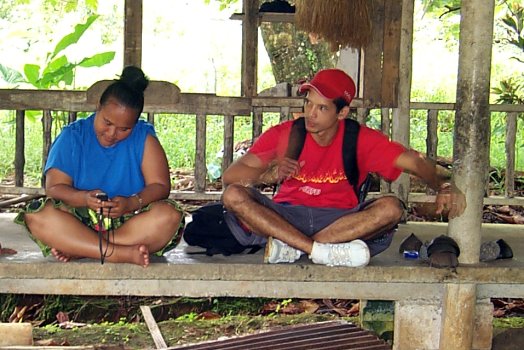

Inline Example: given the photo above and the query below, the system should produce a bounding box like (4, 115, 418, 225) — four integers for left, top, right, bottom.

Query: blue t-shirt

(45, 114, 157, 199)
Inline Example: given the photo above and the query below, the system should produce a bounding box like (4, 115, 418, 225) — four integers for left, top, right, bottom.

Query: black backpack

(183, 117, 369, 256)
(183, 202, 262, 256)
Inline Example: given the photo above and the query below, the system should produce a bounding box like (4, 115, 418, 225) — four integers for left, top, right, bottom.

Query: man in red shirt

(222, 69, 465, 267)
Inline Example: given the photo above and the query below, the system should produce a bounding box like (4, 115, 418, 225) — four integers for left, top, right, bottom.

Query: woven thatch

(295, 0, 371, 51)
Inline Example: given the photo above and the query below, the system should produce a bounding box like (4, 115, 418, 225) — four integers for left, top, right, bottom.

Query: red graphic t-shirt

(249, 119, 406, 209)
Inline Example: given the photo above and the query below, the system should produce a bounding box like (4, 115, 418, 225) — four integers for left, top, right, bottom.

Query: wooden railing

(0, 83, 522, 206)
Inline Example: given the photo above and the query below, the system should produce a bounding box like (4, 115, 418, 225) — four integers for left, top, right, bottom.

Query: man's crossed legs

(222, 184, 405, 267)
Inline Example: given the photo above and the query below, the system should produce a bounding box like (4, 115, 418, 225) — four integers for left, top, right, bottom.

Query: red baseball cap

(298, 69, 356, 104)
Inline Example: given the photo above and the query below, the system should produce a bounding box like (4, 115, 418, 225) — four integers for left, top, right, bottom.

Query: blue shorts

(224, 187, 401, 257)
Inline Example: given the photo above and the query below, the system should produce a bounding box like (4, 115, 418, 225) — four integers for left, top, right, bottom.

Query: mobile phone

(95, 192, 109, 201)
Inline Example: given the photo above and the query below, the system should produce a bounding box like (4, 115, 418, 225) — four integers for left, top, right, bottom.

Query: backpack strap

(271, 118, 307, 196)
(287, 117, 307, 159)
(342, 118, 371, 203)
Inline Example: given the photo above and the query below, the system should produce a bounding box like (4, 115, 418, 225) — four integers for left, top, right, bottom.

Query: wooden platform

(1, 213, 522, 300)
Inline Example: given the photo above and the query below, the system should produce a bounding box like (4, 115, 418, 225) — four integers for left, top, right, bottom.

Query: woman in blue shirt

(15, 66, 183, 267)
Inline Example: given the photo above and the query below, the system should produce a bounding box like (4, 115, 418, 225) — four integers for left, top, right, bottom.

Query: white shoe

(264, 237, 303, 264)
(310, 240, 370, 267)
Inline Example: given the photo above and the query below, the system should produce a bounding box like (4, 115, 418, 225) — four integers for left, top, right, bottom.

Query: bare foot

(136, 245, 150, 267)
(111, 244, 150, 267)
(51, 248, 82, 262)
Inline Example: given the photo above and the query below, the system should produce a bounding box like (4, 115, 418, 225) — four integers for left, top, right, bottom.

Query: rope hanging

(295, 0, 372, 51)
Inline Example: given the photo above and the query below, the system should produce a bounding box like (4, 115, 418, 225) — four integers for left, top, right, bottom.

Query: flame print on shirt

(293, 168, 347, 184)
(292, 168, 347, 196)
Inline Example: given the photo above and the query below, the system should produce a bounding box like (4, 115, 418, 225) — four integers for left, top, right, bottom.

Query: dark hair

(333, 97, 349, 113)
(99, 66, 149, 117)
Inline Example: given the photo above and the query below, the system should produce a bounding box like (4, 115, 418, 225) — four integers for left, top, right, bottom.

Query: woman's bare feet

(132, 245, 150, 267)
(51, 248, 81, 262)
(50, 244, 150, 267)
(110, 244, 150, 267)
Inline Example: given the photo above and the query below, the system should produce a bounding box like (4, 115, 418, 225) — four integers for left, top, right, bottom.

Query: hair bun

(119, 66, 149, 93)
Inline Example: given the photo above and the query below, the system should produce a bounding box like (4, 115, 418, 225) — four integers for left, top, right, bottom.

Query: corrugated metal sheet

(168, 321, 391, 350)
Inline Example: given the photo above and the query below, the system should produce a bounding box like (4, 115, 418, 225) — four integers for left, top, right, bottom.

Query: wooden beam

(124, 0, 142, 67)
(14, 110, 25, 187)
(241, 0, 258, 97)
(361, 0, 385, 108)
(140, 306, 167, 349)
(381, 0, 402, 107)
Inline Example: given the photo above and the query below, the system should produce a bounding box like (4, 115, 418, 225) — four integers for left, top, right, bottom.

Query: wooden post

(124, 0, 142, 67)
(147, 112, 155, 125)
(355, 108, 368, 124)
(390, 0, 413, 203)
(381, 108, 392, 193)
(252, 107, 263, 140)
(14, 110, 25, 187)
(241, 0, 258, 97)
(68, 111, 77, 124)
(195, 114, 207, 192)
(426, 109, 438, 195)
(223, 115, 234, 174)
(381, 0, 402, 107)
(440, 284, 476, 349)
(41, 110, 52, 187)
(448, 0, 495, 264)
(361, 0, 384, 107)
(505, 112, 517, 198)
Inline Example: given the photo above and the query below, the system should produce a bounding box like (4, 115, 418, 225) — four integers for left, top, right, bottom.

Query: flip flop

(426, 235, 460, 269)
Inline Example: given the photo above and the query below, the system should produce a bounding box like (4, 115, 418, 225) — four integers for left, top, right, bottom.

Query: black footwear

(426, 235, 460, 269)
(480, 241, 501, 262)
(496, 239, 513, 259)
(481, 239, 513, 261)
(398, 233, 423, 254)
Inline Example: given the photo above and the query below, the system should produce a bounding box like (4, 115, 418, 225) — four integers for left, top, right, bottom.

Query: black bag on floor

(183, 202, 262, 256)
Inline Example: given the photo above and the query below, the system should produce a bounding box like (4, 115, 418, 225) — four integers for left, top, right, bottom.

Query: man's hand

(259, 158, 304, 184)
(275, 158, 304, 182)
(435, 183, 466, 219)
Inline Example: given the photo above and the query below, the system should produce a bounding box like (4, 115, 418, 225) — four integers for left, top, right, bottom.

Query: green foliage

(499, 2, 524, 63)
(492, 78, 524, 104)
(421, 0, 461, 17)
(0, 14, 114, 89)
(203, 0, 239, 11)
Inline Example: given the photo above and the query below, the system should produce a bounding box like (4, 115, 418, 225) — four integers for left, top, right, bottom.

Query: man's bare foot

(51, 248, 82, 262)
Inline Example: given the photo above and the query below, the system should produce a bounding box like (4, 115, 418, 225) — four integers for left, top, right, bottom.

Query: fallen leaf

(298, 300, 320, 314)
(196, 311, 221, 320)
(56, 311, 69, 323)
(346, 302, 360, 316)
(493, 308, 506, 317)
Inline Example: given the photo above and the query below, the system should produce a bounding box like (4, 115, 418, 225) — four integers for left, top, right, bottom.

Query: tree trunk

(260, 21, 336, 84)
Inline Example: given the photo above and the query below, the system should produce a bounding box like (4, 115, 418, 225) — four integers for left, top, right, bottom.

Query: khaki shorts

(14, 197, 184, 257)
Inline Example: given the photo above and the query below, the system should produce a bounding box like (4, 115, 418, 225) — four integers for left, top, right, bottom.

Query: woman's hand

(104, 196, 137, 217)
(85, 190, 117, 215)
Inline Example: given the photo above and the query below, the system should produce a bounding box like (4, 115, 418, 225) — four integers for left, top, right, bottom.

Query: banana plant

(0, 14, 115, 90)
